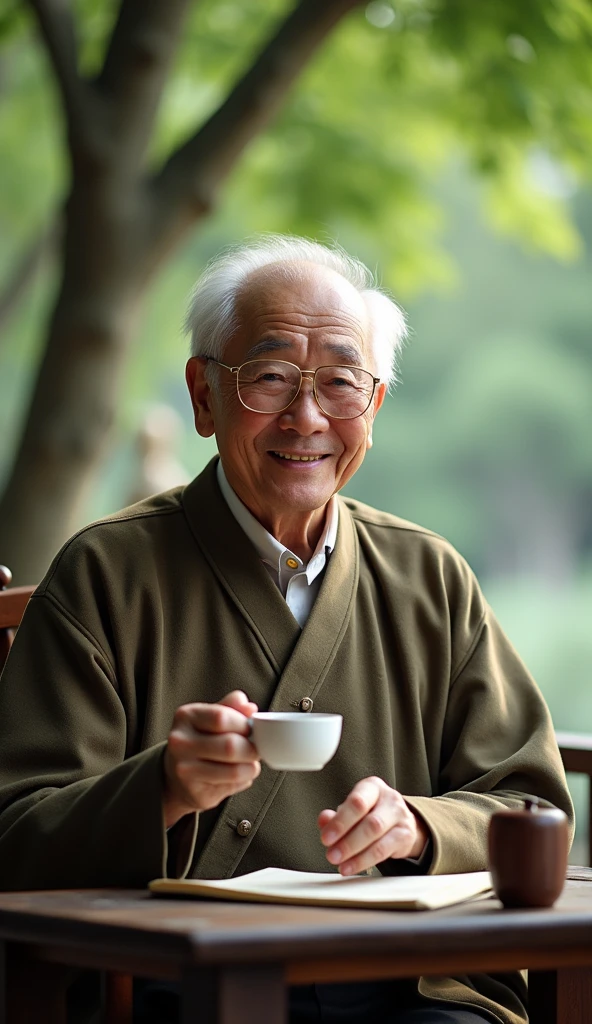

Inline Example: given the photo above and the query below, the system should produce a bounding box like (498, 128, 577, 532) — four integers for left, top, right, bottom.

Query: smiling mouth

(269, 451, 329, 463)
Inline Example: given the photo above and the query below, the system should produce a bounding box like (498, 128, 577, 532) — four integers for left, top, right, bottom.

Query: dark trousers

(134, 979, 499, 1023)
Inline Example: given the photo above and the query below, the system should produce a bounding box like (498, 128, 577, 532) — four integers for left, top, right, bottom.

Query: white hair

(184, 235, 407, 388)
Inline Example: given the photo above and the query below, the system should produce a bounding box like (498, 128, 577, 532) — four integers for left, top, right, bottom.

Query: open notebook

(150, 867, 493, 911)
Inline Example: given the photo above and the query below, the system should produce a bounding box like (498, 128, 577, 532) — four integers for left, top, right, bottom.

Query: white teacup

(249, 712, 343, 771)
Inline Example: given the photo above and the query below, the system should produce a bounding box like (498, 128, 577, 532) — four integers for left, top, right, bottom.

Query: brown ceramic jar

(488, 797, 569, 908)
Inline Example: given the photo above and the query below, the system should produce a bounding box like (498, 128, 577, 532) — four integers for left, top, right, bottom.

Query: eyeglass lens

(237, 360, 375, 418)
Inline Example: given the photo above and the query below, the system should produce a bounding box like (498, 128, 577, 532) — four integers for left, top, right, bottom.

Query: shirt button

(299, 697, 314, 713)
(286, 557, 299, 570)
(236, 819, 252, 837)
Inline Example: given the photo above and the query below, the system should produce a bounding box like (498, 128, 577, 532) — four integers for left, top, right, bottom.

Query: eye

(326, 374, 357, 389)
(254, 371, 289, 384)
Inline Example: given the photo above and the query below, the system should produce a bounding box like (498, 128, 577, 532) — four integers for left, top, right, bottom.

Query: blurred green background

(1, 0, 591, 858)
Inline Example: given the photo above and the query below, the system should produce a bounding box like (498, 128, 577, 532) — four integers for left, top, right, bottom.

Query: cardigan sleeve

(402, 604, 574, 875)
(0, 593, 197, 890)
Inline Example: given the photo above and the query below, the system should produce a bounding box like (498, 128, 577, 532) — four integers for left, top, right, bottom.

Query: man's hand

(163, 690, 261, 828)
(318, 776, 429, 875)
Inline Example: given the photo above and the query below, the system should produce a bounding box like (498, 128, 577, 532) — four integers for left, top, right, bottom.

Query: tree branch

(25, 0, 94, 150)
(96, 0, 192, 173)
(149, 0, 364, 249)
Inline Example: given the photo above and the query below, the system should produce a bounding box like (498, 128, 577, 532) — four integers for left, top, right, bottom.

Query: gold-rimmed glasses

(203, 358, 380, 420)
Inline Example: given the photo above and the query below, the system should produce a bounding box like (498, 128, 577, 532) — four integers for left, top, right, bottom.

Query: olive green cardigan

(0, 457, 573, 1023)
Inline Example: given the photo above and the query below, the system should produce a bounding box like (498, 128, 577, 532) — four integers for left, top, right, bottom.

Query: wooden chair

(556, 731, 592, 866)
(0, 565, 35, 668)
(0, 565, 133, 1024)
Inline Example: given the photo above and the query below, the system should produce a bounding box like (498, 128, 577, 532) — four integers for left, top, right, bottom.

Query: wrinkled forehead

(233, 261, 370, 350)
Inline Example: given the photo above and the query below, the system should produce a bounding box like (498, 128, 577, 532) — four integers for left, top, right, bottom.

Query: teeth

(273, 452, 323, 462)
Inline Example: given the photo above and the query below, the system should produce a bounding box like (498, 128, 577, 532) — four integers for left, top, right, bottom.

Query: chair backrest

(0, 565, 36, 671)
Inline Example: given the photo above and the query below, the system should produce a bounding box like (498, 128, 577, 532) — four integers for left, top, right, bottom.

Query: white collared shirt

(216, 460, 338, 628)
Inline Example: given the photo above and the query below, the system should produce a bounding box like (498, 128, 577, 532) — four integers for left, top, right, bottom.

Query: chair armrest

(556, 731, 592, 776)
(0, 586, 35, 630)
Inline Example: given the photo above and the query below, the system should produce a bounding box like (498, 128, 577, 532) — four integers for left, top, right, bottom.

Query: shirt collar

(216, 459, 338, 580)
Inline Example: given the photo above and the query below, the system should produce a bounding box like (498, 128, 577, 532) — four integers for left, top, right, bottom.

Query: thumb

(220, 689, 259, 716)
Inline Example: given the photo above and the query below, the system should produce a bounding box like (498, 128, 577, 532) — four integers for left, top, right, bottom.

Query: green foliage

(0, 1, 28, 44)
(3, 0, 592, 291)
(340, 162, 592, 567)
(1, 0, 592, 540)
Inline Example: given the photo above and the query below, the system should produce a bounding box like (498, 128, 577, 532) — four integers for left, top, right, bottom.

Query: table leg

(529, 970, 557, 1024)
(556, 966, 592, 1024)
(181, 965, 286, 1024)
(530, 966, 592, 1024)
(0, 946, 69, 1024)
(0, 941, 6, 1024)
(101, 970, 134, 1024)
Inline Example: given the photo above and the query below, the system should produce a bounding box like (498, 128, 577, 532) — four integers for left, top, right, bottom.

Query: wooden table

(2, 869, 592, 1024)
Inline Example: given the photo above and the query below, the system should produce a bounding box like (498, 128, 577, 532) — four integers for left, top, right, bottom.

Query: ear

(374, 381, 387, 415)
(186, 358, 216, 438)
(366, 382, 386, 449)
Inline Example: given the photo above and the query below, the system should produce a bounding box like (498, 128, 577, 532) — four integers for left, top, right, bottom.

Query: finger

(320, 778, 382, 847)
(188, 731, 259, 765)
(338, 821, 416, 876)
(319, 786, 411, 868)
(163, 746, 262, 819)
(175, 756, 261, 788)
(318, 808, 337, 829)
(194, 776, 260, 811)
(324, 792, 396, 866)
(220, 691, 259, 717)
(183, 771, 261, 813)
(175, 702, 254, 737)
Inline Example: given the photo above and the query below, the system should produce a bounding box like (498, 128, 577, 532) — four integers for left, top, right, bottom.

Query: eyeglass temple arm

(199, 357, 239, 372)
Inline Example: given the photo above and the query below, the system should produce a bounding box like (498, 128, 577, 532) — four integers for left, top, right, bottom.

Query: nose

(278, 375, 329, 433)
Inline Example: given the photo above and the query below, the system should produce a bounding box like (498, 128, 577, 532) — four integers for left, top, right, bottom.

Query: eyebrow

(245, 337, 363, 364)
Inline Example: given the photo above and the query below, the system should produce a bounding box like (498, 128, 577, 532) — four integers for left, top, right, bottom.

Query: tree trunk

(0, 179, 163, 583)
(0, 0, 363, 584)
(0, 222, 57, 342)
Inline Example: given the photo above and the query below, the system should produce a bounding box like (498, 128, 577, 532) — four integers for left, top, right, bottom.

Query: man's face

(186, 263, 386, 524)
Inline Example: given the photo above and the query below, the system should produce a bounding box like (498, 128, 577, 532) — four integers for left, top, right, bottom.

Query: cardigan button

(299, 697, 314, 713)
(236, 819, 252, 837)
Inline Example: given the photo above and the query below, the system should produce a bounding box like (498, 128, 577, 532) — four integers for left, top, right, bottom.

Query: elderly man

(0, 236, 573, 1024)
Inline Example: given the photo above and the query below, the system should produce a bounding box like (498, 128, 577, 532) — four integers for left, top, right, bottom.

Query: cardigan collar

(182, 456, 360, 880)
(181, 457, 358, 693)
(215, 458, 338, 587)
